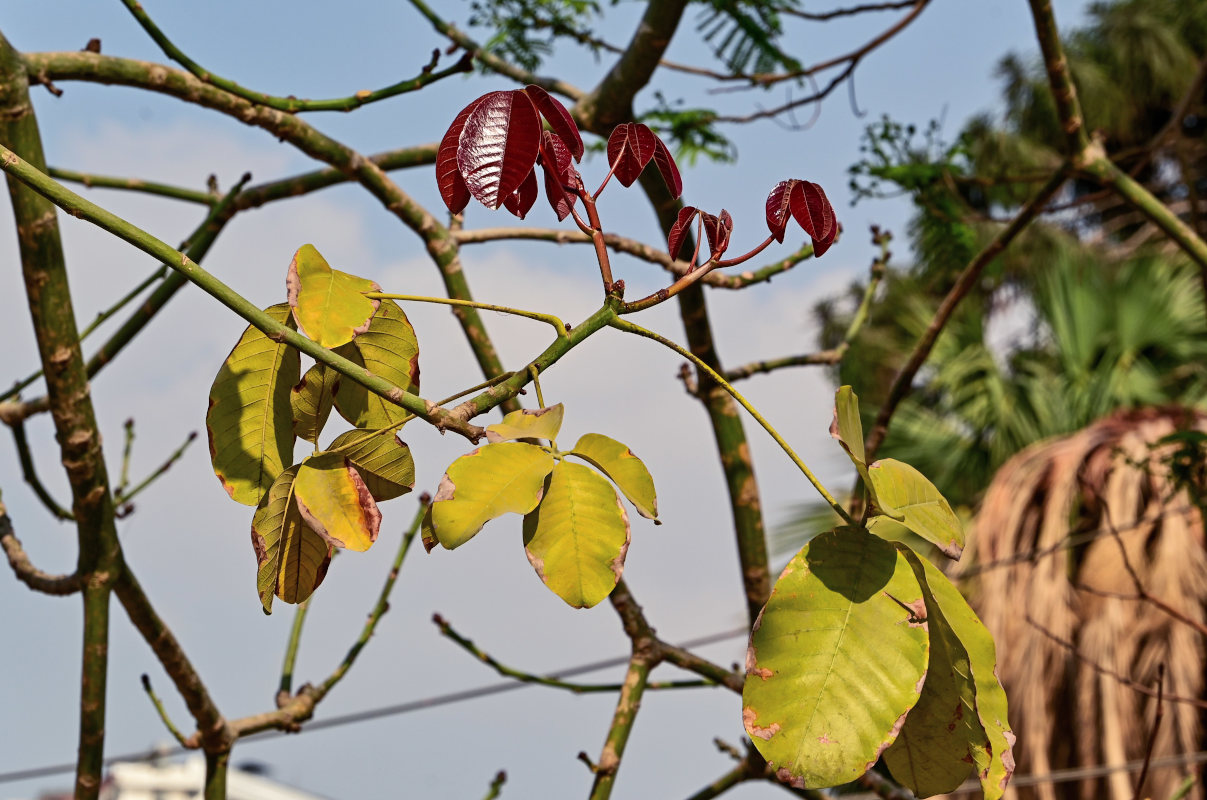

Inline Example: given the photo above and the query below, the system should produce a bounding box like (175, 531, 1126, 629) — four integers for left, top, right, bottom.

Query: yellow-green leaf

(830, 385, 866, 467)
(430, 442, 554, 550)
(867, 458, 964, 559)
(333, 300, 420, 429)
(742, 527, 929, 789)
(485, 403, 564, 443)
(286, 243, 380, 348)
(206, 303, 300, 506)
(329, 428, 414, 501)
(251, 467, 332, 614)
(568, 433, 658, 520)
(522, 462, 630, 609)
(293, 452, 381, 552)
(291, 363, 339, 444)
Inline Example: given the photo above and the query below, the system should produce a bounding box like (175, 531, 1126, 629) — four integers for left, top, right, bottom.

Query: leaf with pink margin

(457, 90, 542, 209)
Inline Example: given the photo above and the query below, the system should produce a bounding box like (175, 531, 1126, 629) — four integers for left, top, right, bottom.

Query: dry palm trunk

(957, 408, 1206, 800)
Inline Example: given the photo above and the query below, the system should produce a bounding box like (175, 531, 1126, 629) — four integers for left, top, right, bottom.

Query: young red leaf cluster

(765, 180, 837, 257)
(438, 85, 584, 219)
(605, 122, 682, 197)
(668, 206, 733, 263)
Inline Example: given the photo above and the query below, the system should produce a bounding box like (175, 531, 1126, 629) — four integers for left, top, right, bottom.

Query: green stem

(11, 420, 74, 520)
(684, 763, 750, 800)
(115, 419, 135, 499)
(114, 430, 197, 509)
(140, 674, 189, 747)
(367, 293, 568, 340)
(203, 750, 230, 800)
(49, 166, 216, 205)
(120, 0, 472, 112)
(482, 771, 508, 800)
(278, 599, 311, 701)
(610, 318, 854, 525)
(587, 654, 652, 800)
(0, 146, 486, 439)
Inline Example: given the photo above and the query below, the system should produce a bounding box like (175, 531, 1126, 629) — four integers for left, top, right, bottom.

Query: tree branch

(0, 498, 81, 594)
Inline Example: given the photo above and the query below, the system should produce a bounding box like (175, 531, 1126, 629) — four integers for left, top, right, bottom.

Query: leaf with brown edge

(293, 452, 381, 552)
(286, 244, 381, 349)
(606, 122, 657, 187)
(701, 209, 733, 260)
(291, 363, 339, 445)
(568, 433, 658, 521)
(523, 84, 583, 160)
(437, 95, 485, 213)
(485, 403, 564, 443)
(332, 300, 419, 430)
(251, 466, 332, 614)
(430, 442, 554, 550)
(458, 90, 542, 209)
(329, 428, 414, 501)
(538, 131, 578, 221)
(651, 135, 683, 198)
(523, 462, 630, 609)
(667, 206, 699, 261)
(420, 504, 438, 553)
(207, 303, 299, 506)
(503, 166, 539, 219)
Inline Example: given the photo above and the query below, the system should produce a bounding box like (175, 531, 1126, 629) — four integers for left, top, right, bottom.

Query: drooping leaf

(458, 90, 542, 209)
(607, 122, 658, 187)
(502, 166, 539, 219)
(333, 300, 420, 429)
(438, 95, 485, 213)
(884, 548, 987, 796)
(765, 180, 793, 243)
(206, 303, 300, 506)
(866, 459, 964, 559)
(830, 385, 866, 467)
(329, 428, 414, 501)
(743, 527, 929, 789)
(701, 209, 733, 259)
(421, 504, 438, 553)
(291, 363, 339, 445)
(789, 180, 837, 257)
(651, 135, 683, 198)
(568, 433, 658, 520)
(907, 553, 1015, 799)
(668, 206, 699, 261)
(293, 452, 382, 552)
(485, 403, 564, 443)
(286, 244, 381, 349)
(251, 467, 332, 614)
(522, 462, 630, 608)
(430, 442, 555, 549)
(538, 131, 578, 221)
(523, 84, 583, 159)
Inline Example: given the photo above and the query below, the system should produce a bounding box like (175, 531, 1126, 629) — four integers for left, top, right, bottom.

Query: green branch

(49, 166, 216, 205)
(277, 599, 311, 703)
(140, 674, 190, 747)
(367, 293, 568, 340)
(482, 771, 508, 800)
(120, 0, 472, 112)
(114, 430, 198, 512)
(610, 317, 855, 525)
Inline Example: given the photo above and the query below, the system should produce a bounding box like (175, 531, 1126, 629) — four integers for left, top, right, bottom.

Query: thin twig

(277, 599, 311, 705)
(10, 420, 73, 521)
(113, 431, 199, 515)
(49, 166, 217, 205)
(0, 499, 81, 594)
(783, 1, 918, 21)
(139, 674, 189, 747)
(482, 770, 507, 800)
(367, 293, 568, 340)
(683, 762, 751, 800)
(1132, 665, 1165, 800)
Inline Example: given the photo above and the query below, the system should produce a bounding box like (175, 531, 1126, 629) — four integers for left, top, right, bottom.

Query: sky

(0, 1, 1088, 798)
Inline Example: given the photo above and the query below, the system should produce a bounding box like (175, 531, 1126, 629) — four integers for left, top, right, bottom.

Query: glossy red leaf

(667, 206, 699, 261)
(700, 210, 734, 260)
(812, 219, 839, 257)
(457, 90, 542, 209)
(437, 96, 485, 214)
(538, 131, 578, 221)
(651, 135, 683, 198)
(503, 167, 539, 219)
(524, 85, 584, 160)
(790, 180, 836, 242)
(607, 123, 658, 187)
(765, 180, 794, 243)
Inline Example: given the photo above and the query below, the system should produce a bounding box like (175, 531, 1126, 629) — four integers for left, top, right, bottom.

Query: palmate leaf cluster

(742, 387, 1014, 797)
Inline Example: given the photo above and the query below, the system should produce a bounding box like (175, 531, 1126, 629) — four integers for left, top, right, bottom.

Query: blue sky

(0, 2, 1088, 798)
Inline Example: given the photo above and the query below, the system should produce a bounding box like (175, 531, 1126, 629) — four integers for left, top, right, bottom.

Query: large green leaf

(293, 452, 381, 552)
(251, 467, 332, 614)
(329, 428, 414, 501)
(333, 300, 420, 429)
(485, 403, 564, 443)
(430, 442, 554, 550)
(291, 363, 338, 444)
(206, 303, 300, 506)
(867, 459, 964, 559)
(568, 433, 658, 520)
(743, 527, 930, 789)
(522, 462, 630, 608)
(908, 552, 1015, 799)
(884, 549, 987, 796)
(286, 243, 380, 348)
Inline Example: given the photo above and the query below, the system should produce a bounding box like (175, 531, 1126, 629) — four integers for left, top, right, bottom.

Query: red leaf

(538, 131, 578, 221)
(651, 135, 683, 198)
(667, 206, 699, 260)
(457, 90, 542, 209)
(701, 209, 734, 259)
(503, 167, 539, 219)
(765, 180, 795, 243)
(812, 220, 839, 257)
(790, 181, 836, 242)
(437, 96, 484, 214)
(607, 123, 658, 187)
(524, 85, 584, 160)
